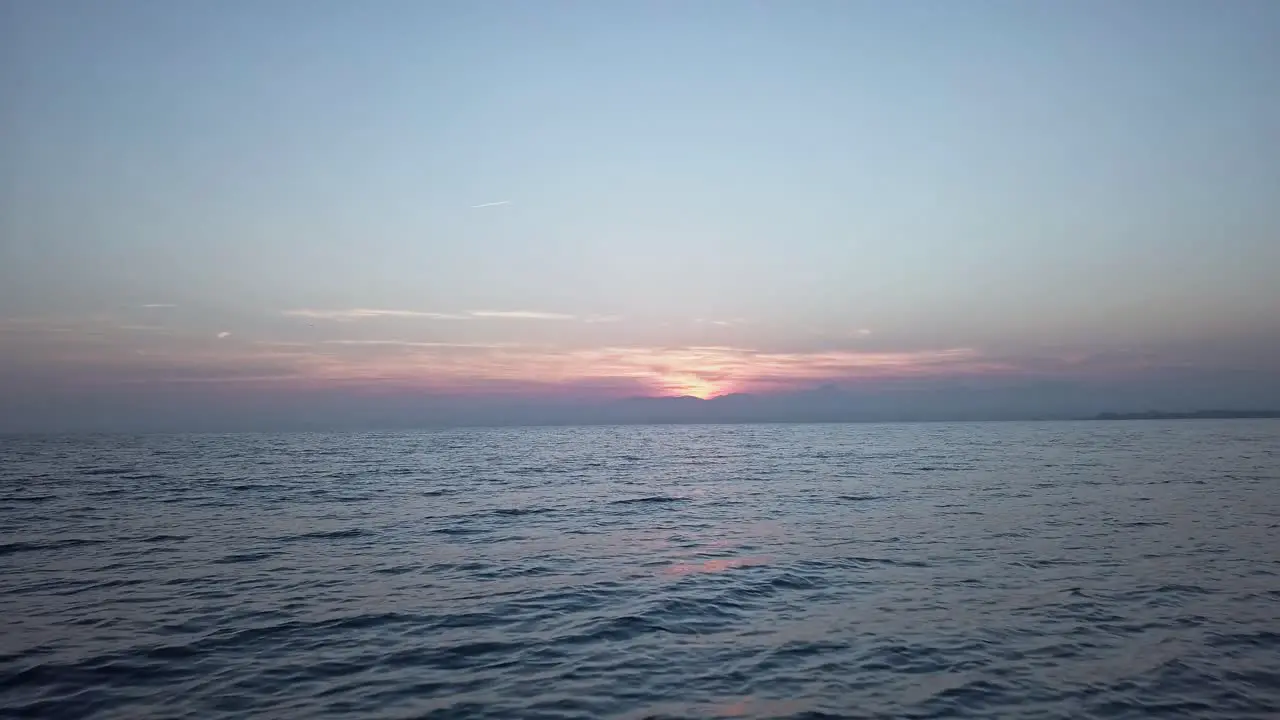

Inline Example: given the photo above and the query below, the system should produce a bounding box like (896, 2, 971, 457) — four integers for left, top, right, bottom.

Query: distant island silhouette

(1092, 410, 1280, 421)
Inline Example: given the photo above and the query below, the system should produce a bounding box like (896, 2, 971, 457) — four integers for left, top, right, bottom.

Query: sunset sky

(3, 1, 1279, 430)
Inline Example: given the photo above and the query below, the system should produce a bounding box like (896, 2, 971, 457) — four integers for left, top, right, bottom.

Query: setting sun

(658, 373, 725, 400)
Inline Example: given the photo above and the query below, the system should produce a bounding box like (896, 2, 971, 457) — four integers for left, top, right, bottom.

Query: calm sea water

(2, 420, 1278, 719)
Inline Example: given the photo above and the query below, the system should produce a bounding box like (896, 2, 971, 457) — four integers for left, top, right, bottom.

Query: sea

(1, 420, 1277, 719)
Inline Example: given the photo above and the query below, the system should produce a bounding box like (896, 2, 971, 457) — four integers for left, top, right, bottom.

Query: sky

(2, 0, 1279, 431)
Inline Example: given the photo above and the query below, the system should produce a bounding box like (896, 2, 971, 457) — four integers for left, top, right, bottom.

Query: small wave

(213, 551, 280, 564)
(749, 570, 823, 592)
(837, 494, 886, 502)
(912, 678, 1012, 709)
(395, 638, 519, 671)
(280, 528, 375, 541)
(428, 611, 501, 630)
(611, 496, 685, 505)
(138, 534, 191, 543)
(1208, 630, 1280, 648)
(0, 494, 57, 503)
(321, 471, 363, 480)
(559, 614, 665, 645)
(845, 555, 930, 568)
(488, 507, 555, 517)
(857, 642, 953, 674)
(192, 500, 236, 508)
(88, 488, 127, 497)
(508, 465, 555, 475)
(665, 556, 770, 576)
(766, 639, 853, 661)
(0, 538, 105, 557)
(432, 526, 484, 536)
(430, 561, 491, 574)
(323, 495, 375, 503)
(644, 596, 747, 632)
(1145, 583, 1214, 596)
(80, 467, 131, 476)
(1013, 558, 1083, 568)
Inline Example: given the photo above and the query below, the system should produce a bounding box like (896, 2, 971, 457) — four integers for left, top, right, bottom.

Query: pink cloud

(275, 343, 1002, 398)
(41, 317, 1257, 401)
(16, 337, 1012, 399)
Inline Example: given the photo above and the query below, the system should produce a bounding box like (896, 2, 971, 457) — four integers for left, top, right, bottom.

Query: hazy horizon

(3, 1, 1279, 433)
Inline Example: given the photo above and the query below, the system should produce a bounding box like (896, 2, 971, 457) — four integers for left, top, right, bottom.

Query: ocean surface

(2, 420, 1278, 719)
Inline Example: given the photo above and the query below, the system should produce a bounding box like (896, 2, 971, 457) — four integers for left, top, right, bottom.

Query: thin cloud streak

(284, 309, 589, 322)
(696, 318, 749, 327)
(141, 304, 177, 309)
(49, 340, 990, 397)
(15, 325, 1277, 415)
(284, 309, 470, 321)
(321, 340, 518, 349)
(468, 310, 577, 321)
(41, 313, 1259, 402)
(470, 200, 511, 208)
(279, 343, 996, 398)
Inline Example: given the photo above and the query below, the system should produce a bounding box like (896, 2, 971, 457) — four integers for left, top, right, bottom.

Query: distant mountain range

(1092, 410, 1280, 421)
(509, 384, 1280, 427)
(8, 379, 1280, 433)
(273, 380, 1280, 431)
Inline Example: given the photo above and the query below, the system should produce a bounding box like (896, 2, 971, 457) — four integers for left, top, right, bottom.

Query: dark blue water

(2, 420, 1278, 719)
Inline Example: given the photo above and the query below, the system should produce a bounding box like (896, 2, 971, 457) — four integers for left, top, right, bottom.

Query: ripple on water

(1, 421, 1278, 719)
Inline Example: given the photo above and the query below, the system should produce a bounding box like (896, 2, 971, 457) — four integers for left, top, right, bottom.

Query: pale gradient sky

(2, 0, 1279, 430)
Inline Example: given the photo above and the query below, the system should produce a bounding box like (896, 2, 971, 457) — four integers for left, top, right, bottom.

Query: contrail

(471, 200, 511, 208)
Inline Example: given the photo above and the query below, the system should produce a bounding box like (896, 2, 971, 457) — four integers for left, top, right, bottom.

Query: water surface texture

(3, 421, 1278, 719)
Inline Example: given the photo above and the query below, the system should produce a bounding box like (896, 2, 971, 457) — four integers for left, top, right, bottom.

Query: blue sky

(2, 0, 1278, 429)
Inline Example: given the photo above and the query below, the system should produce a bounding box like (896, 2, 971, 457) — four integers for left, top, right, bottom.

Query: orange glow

(658, 373, 725, 399)
(715, 700, 751, 717)
(287, 344, 995, 396)
(79, 327, 1006, 396)
(664, 556, 771, 576)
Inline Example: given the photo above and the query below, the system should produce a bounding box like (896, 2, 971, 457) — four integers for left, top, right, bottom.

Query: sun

(659, 373, 724, 400)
